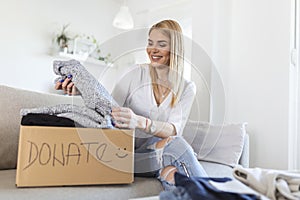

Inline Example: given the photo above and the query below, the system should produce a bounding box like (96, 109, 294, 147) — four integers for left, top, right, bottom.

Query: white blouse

(111, 64, 196, 149)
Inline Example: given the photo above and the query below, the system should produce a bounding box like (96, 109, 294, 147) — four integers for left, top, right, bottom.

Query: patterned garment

(53, 59, 118, 116)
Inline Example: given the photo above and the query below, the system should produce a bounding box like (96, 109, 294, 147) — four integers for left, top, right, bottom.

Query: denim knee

(162, 137, 207, 177)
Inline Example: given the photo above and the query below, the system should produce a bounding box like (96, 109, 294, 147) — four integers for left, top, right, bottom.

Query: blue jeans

(160, 186, 191, 200)
(160, 173, 260, 200)
(134, 136, 207, 190)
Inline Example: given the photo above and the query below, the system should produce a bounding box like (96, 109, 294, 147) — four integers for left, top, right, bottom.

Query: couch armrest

(238, 133, 249, 168)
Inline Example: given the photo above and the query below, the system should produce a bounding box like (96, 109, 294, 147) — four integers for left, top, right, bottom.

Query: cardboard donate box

(16, 126, 134, 187)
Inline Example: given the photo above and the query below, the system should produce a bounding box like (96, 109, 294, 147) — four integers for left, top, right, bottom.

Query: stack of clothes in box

(20, 59, 118, 128)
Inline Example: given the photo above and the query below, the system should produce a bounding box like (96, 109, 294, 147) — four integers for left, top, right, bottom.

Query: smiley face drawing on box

(76, 129, 134, 173)
(84, 141, 133, 173)
(116, 147, 129, 159)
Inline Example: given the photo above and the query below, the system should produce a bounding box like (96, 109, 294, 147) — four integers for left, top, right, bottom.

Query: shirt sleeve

(167, 81, 196, 136)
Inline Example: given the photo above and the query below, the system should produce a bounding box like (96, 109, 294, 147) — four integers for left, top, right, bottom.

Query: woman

(56, 19, 207, 190)
(109, 19, 208, 190)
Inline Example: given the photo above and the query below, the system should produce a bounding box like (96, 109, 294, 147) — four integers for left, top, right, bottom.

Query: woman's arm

(111, 81, 196, 138)
(111, 107, 176, 138)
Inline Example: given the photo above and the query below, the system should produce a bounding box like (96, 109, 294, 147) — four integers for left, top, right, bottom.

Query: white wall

(0, 0, 193, 94)
(0, 0, 119, 93)
(229, 0, 291, 169)
(193, 0, 292, 169)
(189, 0, 215, 121)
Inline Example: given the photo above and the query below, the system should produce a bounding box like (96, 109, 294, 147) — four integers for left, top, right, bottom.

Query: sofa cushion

(0, 85, 83, 169)
(0, 169, 163, 200)
(200, 161, 234, 178)
(182, 120, 247, 167)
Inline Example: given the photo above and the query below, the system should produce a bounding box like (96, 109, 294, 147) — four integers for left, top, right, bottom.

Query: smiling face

(146, 29, 171, 68)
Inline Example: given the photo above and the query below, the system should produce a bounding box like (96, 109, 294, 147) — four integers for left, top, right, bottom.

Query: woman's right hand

(55, 76, 80, 95)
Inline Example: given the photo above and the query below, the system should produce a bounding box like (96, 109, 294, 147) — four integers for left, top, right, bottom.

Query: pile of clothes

(160, 165, 300, 200)
(20, 59, 118, 128)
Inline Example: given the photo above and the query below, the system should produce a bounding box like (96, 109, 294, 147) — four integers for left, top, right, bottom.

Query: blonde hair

(149, 19, 185, 107)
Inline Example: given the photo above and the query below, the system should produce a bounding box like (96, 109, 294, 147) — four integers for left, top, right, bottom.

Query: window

(289, 0, 300, 170)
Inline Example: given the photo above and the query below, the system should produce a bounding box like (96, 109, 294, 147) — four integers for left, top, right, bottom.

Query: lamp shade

(113, 6, 134, 30)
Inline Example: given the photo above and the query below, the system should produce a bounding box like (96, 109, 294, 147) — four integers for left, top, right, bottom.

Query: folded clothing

(20, 104, 112, 128)
(21, 113, 76, 127)
(233, 165, 300, 200)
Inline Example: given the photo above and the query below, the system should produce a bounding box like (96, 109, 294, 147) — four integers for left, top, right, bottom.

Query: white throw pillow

(182, 120, 247, 167)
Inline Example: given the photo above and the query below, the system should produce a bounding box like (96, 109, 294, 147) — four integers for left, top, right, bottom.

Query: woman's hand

(55, 76, 80, 95)
(111, 107, 145, 129)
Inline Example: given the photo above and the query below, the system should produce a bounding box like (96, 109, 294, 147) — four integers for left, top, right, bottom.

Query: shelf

(58, 52, 88, 61)
(58, 52, 113, 67)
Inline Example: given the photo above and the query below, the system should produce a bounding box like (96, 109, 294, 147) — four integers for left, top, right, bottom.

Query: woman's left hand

(111, 107, 141, 129)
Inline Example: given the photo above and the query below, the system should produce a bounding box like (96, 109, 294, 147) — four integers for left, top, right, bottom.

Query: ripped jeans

(134, 136, 207, 191)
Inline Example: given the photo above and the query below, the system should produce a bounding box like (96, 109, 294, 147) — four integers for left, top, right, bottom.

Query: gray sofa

(0, 85, 249, 200)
